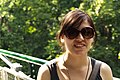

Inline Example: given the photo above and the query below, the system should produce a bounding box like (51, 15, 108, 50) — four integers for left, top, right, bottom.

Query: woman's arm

(100, 62, 113, 80)
(37, 65, 50, 80)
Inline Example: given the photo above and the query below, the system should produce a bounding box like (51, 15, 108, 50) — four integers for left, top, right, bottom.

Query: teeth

(74, 44, 85, 48)
(76, 45, 83, 47)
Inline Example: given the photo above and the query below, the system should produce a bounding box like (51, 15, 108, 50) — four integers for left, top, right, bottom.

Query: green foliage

(0, 0, 120, 78)
(0, 0, 53, 57)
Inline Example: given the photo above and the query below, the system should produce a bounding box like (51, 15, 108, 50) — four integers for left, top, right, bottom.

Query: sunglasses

(64, 27, 95, 39)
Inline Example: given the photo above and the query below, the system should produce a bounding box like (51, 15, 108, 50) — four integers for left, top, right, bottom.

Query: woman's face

(61, 20, 94, 56)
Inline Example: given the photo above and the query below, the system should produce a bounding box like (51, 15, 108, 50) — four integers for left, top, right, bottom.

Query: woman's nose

(76, 33, 84, 40)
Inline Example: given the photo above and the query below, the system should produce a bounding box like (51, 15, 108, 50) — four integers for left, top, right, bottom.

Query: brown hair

(57, 9, 97, 46)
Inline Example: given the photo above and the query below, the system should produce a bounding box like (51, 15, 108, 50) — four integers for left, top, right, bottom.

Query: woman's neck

(63, 52, 89, 70)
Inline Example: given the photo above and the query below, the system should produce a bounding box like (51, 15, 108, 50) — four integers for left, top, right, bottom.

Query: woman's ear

(61, 38, 64, 43)
(60, 35, 64, 43)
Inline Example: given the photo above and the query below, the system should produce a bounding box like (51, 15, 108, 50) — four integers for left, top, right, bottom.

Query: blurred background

(0, 0, 120, 79)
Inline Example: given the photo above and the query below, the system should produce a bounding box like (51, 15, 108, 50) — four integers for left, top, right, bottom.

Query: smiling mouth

(74, 44, 86, 48)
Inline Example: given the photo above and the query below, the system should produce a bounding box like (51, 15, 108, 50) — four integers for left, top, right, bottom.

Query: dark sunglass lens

(81, 27, 94, 39)
(65, 28, 79, 39)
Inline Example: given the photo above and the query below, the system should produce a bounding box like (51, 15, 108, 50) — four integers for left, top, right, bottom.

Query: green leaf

(118, 52, 120, 59)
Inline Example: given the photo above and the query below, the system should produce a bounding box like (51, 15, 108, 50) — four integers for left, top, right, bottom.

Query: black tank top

(46, 58, 102, 80)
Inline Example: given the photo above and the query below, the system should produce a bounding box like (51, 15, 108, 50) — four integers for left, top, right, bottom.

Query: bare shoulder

(37, 64, 50, 80)
(100, 61, 113, 80)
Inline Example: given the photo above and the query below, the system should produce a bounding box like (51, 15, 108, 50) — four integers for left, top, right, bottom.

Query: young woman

(37, 9, 113, 80)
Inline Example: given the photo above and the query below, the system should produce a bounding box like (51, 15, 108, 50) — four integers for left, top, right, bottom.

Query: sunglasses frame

(64, 27, 95, 39)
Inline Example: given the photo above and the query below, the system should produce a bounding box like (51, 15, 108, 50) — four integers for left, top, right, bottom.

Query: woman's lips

(74, 43, 86, 48)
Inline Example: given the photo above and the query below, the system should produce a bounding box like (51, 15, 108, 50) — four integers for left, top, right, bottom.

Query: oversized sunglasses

(64, 27, 95, 39)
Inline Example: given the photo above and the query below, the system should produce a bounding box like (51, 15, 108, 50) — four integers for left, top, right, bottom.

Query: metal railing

(0, 49, 120, 80)
(0, 49, 48, 80)
(0, 49, 48, 65)
(0, 66, 34, 80)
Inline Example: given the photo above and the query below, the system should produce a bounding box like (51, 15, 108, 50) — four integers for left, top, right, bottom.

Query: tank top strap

(46, 61, 59, 80)
(90, 58, 102, 80)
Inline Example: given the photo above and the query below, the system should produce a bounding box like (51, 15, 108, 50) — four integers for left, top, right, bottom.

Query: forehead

(78, 20, 91, 29)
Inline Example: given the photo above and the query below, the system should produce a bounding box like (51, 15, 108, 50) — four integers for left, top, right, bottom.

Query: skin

(37, 20, 113, 80)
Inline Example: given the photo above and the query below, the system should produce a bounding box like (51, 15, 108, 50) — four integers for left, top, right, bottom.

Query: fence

(0, 66, 34, 80)
(0, 49, 48, 80)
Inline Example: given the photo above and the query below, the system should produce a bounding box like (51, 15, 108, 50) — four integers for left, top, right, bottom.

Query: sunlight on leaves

(118, 52, 120, 59)
(27, 26, 37, 34)
(94, 0, 104, 16)
(70, 7, 75, 10)
(52, 0, 58, 5)
(8, 1, 14, 8)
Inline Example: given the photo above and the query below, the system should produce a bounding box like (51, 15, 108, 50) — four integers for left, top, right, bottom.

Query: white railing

(0, 66, 34, 80)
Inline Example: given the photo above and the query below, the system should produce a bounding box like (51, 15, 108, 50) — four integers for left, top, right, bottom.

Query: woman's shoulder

(37, 64, 50, 80)
(92, 58, 113, 80)
(37, 58, 58, 80)
(100, 61, 113, 80)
